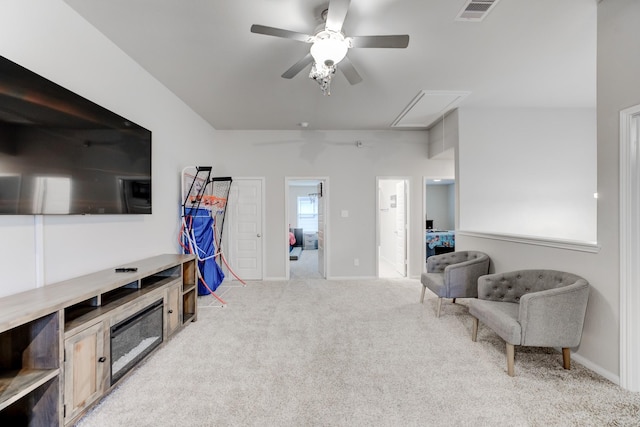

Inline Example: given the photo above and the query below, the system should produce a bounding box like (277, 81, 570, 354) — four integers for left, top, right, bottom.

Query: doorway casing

(619, 103, 640, 392)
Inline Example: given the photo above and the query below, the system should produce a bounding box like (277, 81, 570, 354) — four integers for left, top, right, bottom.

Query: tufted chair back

(427, 251, 487, 274)
(477, 270, 586, 304)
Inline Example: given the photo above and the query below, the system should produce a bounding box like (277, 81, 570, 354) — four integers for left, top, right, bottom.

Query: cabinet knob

(168, 309, 174, 314)
(98, 357, 106, 363)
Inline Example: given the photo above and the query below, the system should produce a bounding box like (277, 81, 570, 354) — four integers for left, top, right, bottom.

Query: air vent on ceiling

(455, 0, 501, 22)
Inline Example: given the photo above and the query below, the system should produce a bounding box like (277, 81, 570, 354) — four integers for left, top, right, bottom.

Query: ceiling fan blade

(325, 0, 351, 32)
(250, 24, 313, 43)
(282, 53, 314, 79)
(350, 35, 410, 49)
(338, 56, 362, 85)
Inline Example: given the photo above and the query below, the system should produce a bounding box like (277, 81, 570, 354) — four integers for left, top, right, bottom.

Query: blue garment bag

(184, 208, 225, 294)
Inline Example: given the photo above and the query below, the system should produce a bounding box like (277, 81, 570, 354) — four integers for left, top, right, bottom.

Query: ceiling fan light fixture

(310, 31, 348, 67)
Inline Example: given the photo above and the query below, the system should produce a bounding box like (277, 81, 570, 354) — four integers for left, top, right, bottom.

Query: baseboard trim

(571, 352, 619, 385)
(327, 276, 378, 280)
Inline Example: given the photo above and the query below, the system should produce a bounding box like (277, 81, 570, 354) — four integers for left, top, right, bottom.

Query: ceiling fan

(250, 0, 409, 95)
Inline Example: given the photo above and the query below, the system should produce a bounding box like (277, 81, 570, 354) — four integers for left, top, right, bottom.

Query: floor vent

(455, 0, 500, 22)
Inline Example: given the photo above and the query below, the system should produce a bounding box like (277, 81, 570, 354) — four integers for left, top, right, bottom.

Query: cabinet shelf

(0, 310, 60, 424)
(0, 368, 59, 411)
(182, 282, 196, 295)
(182, 288, 197, 324)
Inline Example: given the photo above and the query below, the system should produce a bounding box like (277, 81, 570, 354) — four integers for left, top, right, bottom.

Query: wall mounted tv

(0, 55, 152, 215)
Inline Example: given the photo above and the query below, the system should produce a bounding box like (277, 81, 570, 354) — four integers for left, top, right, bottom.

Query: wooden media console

(0, 254, 197, 426)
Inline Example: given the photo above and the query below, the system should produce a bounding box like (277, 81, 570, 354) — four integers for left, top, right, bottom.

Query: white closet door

(229, 178, 263, 280)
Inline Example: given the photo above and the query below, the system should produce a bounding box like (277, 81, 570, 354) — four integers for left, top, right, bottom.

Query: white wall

(213, 131, 453, 279)
(455, 0, 637, 381)
(428, 110, 458, 159)
(447, 184, 455, 229)
(594, 0, 640, 383)
(458, 107, 597, 243)
(456, 109, 608, 374)
(0, 0, 218, 297)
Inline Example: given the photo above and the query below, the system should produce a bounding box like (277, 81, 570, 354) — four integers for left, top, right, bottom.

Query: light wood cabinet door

(166, 282, 181, 338)
(64, 321, 108, 423)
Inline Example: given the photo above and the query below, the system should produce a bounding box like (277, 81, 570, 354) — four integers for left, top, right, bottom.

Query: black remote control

(115, 267, 138, 273)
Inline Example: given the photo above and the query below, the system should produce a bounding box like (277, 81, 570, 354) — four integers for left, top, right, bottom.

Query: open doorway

(377, 178, 409, 278)
(285, 178, 327, 279)
(424, 177, 456, 268)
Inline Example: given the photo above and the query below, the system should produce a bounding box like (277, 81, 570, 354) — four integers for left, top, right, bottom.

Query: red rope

(198, 274, 226, 305)
(220, 252, 246, 285)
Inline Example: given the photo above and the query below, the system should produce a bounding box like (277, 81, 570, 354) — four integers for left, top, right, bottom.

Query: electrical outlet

(354, 258, 359, 266)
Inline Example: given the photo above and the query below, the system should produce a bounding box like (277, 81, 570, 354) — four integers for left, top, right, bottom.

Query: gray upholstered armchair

(469, 270, 589, 376)
(420, 251, 490, 317)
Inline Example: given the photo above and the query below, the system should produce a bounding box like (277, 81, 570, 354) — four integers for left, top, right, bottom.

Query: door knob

(98, 357, 106, 363)
(257, 233, 261, 237)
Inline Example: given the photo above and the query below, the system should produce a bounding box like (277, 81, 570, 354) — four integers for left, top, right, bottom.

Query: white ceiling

(62, 0, 597, 131)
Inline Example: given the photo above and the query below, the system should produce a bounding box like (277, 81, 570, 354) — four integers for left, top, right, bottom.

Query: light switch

(341, 210, 349, 218)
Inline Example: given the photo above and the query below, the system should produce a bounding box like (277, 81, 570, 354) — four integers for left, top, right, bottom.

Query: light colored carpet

(76, 278, 640, 426)
(289, 249, 322, 279)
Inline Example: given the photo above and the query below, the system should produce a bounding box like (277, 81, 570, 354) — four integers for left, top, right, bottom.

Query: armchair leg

(436, 297, 443, 318)
(472, 317, 478, 342)
(420, 286, 426, 303)
(452, 298, 457, 304)
(562, 348, 571, 370)
(506, 343, 515, 376)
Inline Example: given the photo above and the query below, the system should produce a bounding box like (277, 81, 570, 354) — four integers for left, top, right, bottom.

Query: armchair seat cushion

(420, 272, 445, 297)
(469, 300, 521, 344)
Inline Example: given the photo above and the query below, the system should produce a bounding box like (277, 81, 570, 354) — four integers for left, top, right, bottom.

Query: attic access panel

(391, 90, 470, 129)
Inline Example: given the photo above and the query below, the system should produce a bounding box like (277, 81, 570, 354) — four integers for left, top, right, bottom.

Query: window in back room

(297, 196, 318, 233)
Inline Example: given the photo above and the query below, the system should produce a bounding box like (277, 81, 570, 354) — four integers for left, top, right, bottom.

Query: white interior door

(228, 178, 263, 280)
(317, 182, 326, 278)
(394, 181, 407, 276)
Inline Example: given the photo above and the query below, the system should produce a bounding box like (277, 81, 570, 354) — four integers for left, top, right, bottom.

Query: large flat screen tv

(0, 55, 152, 215)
